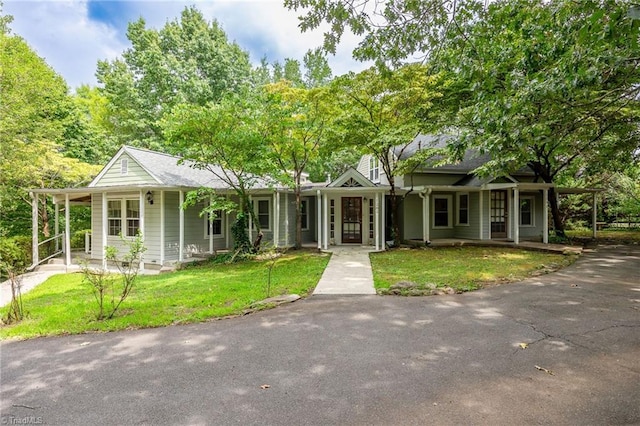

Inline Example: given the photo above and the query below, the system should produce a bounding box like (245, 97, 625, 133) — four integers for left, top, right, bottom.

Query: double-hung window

(255, 199, 271, 230)
(108, 199, 140, 237)
(433, 195, 452, 228)
(206, 210, 224, 238)
(457, 193, 469, 226)
(369, 157, 380, 182)
(300, 199, 309, 230)
(520, 197, 534, 227)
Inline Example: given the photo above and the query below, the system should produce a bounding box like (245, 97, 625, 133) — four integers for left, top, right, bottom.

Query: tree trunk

(39, 195, 50, 238)
(388, 186, 401, 247)
(548, 187, 566, 238)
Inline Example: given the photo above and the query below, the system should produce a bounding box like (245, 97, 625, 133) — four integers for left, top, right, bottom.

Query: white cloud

(4, 0, 127, 89)
(3, 0, 370, 89)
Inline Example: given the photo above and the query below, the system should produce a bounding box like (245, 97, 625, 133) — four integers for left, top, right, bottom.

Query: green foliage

(97, 6, 253, 149)
(435, 0, 640, 234)
(0, 237, 29, 323)
(331, 64, 448, 244)
(231, 212, 253, 254)
(81, 232, 147, 320)
(285, 0, 482, 67)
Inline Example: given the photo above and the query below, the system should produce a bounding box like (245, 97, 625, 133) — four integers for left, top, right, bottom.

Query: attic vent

(121, 158, 128, 175)
(341, 178, 362, 187)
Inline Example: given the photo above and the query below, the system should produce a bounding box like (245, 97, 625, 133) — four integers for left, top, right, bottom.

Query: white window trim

(254, 197, 272, 231)
(204, 210, 224, 239)
(369, 156, 380, 183)
(107, 198, 139, 238)
(456, 192, 470, 226)
(301, 199, 309, 231)
(433, 195, 453, 229)
(107, 200, 122, 237)
(520, 196, 535, 227)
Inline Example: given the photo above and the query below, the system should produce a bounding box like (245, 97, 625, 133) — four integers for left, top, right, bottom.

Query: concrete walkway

(313, 246, 377, 295)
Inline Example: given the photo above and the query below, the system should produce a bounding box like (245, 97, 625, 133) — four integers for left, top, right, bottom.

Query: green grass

(370, 246, 575, 293)
(0, 250, 330, 340)
(565, 228, 640, 243)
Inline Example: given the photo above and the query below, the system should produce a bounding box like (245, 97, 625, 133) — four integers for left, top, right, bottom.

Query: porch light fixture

(146, 191, 154, 205)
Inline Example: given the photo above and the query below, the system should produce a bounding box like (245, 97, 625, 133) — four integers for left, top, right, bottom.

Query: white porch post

(374, 193, 380, 251)
(592, 192, 598, 239)
(543, 188, 549, 244)
(179, 190, 184, 262)
(381, 192, 386, 247)
(31, 192, 39, 267)
(513, 188, 520, 245)
(139, 190, 145, 272)
(65, 193, 71, 266)
(102, 192, 107, 268)
(160, 190, 165, 265)
(507, 189, 512, 240)
(479, 191, 484, 240)
(323, 193, 329, 250)
(274, 192, 280, 247)
(425, 192, 431, 243)
(209, 196, 214, 254)
(317, 190, 322, 250)
(284, 193, 289, 247)
(54, 203, 60, 252)
(248, 195, 253, 242)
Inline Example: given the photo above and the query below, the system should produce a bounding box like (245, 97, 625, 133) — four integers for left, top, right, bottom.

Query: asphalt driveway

(1, 244, 639, 425)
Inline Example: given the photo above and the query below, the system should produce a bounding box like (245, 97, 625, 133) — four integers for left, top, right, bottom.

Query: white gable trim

(328, 168, 376, 188)
(88, 146, 162, 187)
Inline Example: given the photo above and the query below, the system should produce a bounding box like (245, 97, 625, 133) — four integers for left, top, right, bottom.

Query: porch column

(65, 193, 71, 266)
(478, 190, 484, 240)
(31, 192, 39, 267)
(248, 195, 253, 242)
(513, 188, 520, 245)
(160, 190, 165, 265)
(507, 189, 512, 240)
(374, 193, 380, 251)
(425, 191, 431, 243)
(592, 192, 597, 239)
(54, 203, 60, 252)
(323, 193, 329, 250)
(139, 190, 145, 272)
(274, 192, 280, 247)
(542, 188, 549, 244)
(381, 192, 386, 247)
(179, 190, 184, 262)
(209, 196, 214, 254)
(102, 192, 107, 268)
(284, 193, 289, 247)
(317, 190, 322, 250)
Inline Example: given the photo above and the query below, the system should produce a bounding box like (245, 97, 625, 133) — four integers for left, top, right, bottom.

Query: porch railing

(28, 233, 64, 271)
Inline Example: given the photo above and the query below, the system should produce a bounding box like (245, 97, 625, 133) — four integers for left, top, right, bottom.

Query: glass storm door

(341, 197, 362, 244)
(490, 190, 508, 238)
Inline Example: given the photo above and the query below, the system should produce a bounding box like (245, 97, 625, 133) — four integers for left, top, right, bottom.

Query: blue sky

(3, 0, 369, 90)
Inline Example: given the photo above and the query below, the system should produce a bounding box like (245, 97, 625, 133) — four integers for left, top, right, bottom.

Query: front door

(490, 190, 508, 239)
(342, 197, 362, 244)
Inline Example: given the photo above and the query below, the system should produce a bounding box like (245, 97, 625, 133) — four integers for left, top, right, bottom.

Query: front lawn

(565, 228, 640, 244)
(0, 250, 330, 340)
(370, 246, 575, 295)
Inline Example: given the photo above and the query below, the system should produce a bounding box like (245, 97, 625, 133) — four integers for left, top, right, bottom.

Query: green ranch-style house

(29, 135, 599, 270)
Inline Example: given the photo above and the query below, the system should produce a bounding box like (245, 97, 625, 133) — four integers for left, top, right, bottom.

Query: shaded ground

(1, 245, 639, 425)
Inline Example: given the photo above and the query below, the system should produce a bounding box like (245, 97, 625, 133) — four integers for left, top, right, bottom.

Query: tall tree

(332, 65, 447, 245)
(163, 93, 272, 253)
(284, 0, 483, 66)
(436, 0, 640, 236)
(97, 6, 253, 150)
(261, 81, 335, 248)
(0, 25, 98, 237)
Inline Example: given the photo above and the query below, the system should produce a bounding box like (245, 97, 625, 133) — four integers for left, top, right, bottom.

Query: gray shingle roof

(397, 134, 534, 178)
(124, 146, 276, 189)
